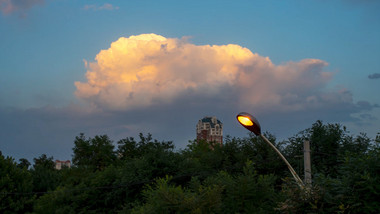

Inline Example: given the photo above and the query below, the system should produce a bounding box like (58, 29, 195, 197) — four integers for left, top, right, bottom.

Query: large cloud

(75, 33, 336, 112)
(2, 33, 378, 161)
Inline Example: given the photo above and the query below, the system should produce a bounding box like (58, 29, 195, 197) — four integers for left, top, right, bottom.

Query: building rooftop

(199, 116, 222, 128)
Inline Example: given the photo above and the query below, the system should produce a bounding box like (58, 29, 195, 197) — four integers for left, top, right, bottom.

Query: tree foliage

(31, 154, 60, 193)
(0, 153, 34, 213)
(1, 123, 379, 213)
(72, 133, 116, 171)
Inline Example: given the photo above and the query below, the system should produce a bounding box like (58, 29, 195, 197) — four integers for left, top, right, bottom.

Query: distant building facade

(55, 160, 71, 170)
(196, 116, 223, 144)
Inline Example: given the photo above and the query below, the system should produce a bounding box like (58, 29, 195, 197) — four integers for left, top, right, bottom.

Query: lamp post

(236, 112, 305, 189)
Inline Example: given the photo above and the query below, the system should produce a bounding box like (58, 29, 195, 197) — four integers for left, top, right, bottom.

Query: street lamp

(237, 112, 305, 188)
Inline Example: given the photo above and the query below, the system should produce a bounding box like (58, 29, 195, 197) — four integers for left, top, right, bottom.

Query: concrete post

(303, 140, 312, 186)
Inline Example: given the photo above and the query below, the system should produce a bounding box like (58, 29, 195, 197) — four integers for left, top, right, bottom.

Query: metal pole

(304, 140, 312, 186)
(260, 134, 305, 189)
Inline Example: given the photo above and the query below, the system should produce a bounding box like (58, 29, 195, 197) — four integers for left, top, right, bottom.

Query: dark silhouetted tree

(17, 158, 31, 169)
(0, 153, 33, 213)
(31, 154, 60, 193)
(72, 133, 116, 171)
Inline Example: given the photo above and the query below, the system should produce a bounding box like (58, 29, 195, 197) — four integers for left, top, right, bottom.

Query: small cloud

(359, 113, 377, 121)
(83, 3, 119, 11)
(356, 100, 379, 111)
(99, 3, 119, 10)
(368, 73, 380, 79)
(0, 0, 44, 17)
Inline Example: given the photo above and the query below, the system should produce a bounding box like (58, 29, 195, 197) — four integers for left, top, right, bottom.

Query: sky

(1, 0, 379, 162)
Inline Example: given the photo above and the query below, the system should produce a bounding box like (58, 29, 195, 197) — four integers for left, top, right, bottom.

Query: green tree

(319, 134, 380, 213)
(241, 133, 287, 179)
(0, 153, 34, 213)
(285, 120, 351, 178)
(205, 161, 278, 214)
(130, 162, 278, 214)
(72, 134, 116, 171)
(33, 154, 55, 170)
(72, 133, 92, 168)
(17, 158, 31, 169)
(35, 133, 181, 213)
(129, 176, 224, 214)
(117, 133, 174, 161)
(280, 127, 380, 213)
(30, 129, 380, 213)
(180, 139, 224, 179)
(31, 154, 60, 193)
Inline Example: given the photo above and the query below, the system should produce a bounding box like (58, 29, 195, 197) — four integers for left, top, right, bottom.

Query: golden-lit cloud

(75, 33, 333, 111)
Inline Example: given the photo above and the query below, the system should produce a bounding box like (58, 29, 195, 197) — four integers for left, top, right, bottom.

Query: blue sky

(1, 0, 379, 161)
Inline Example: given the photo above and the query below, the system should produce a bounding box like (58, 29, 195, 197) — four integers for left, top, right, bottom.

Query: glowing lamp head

(236, 112, 261, 136)
(237, 116, 254, 126)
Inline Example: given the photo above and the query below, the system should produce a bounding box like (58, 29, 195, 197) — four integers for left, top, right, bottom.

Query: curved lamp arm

(237, 112, 305, 189)
(260, 134, 305, 188)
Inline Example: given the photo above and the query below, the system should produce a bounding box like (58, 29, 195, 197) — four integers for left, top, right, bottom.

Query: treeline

(1, 120, 379, 213)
